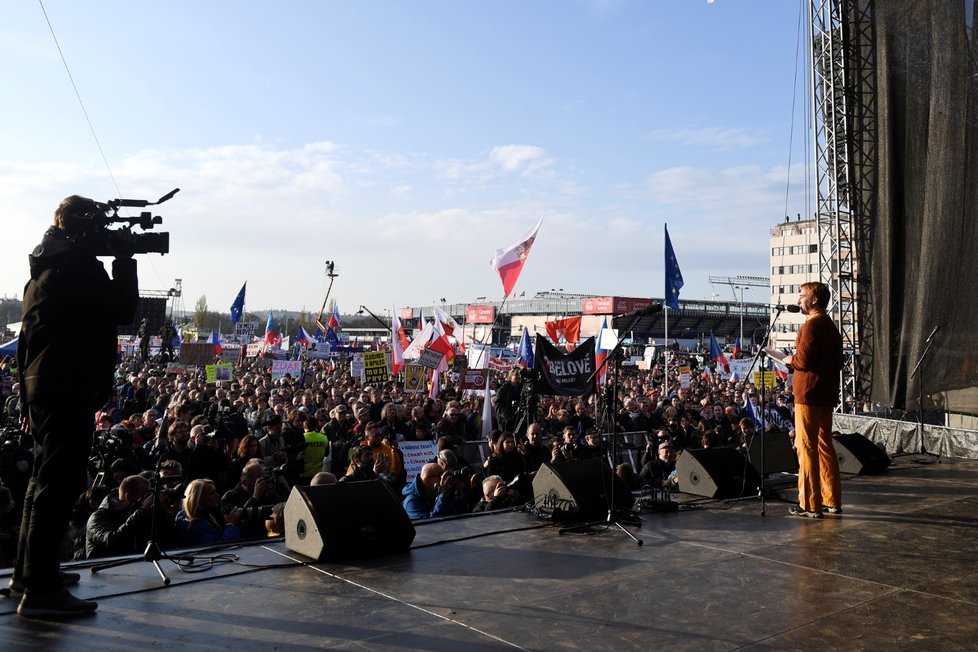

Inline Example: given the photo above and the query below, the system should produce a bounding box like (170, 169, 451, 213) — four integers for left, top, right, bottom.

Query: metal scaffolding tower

(809, 0, 876, 411)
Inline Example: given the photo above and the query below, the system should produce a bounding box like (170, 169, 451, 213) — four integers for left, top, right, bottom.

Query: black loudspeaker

(120, 296, 168, 336)
(676, 447, 761, 499)
(284, 481, 416, 561)
(832, 433, 891, 475)
(531, 458, 635, 521)
(746, 432, 799, 475)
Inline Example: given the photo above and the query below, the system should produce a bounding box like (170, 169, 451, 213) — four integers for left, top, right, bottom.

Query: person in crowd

(493, 370, 521, 433)
(220, 462, 286, 538)
(84, 474, 174, 558)
(357, 421, 403, 477)
(310, 472, 337, 486)
(174, 478, 241, 546)
(484, 431, 526, 486)
(472, 475, 522, 512)
(379, 403, 410, 441)
(402, 462, 467, 520)
(299, 416, 330, 485)
(12, 194, 138, 618)
(574, 430, 604, 461)
(228, 435, 261, 487)
(519, 422, 548, 474)
(615, 462, 644, 491)
(640, 441, 679, 489)
(435, 405, 467, 447)
(340, 445, 385, 483)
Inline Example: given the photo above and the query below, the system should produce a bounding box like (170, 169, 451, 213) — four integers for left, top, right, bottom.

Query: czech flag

(206, 331, 222, 356)
(296, 325, 314, 347)
(709, 331, 730, 373)
(328, 305, 341, 330)
(732, 336, 742, 358)
(261, 312, 276, 355)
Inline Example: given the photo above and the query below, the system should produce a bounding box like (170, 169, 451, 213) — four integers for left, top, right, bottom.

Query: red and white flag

(545, 316, 582, 344)
(490, 217, 543, 298)
(391, 310, 405, 375)
(432, 305, 460, 338)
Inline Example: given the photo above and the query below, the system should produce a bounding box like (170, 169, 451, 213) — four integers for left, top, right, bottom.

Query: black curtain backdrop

(867, 0, 978, 413)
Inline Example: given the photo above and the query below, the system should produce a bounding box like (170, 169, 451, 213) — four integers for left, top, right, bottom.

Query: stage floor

(2, 455, 978, 651)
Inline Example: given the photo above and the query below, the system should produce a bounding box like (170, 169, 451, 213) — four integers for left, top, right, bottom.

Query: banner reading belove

(532, 334, 596, 397)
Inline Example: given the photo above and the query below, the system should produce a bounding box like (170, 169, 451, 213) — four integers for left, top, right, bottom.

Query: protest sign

(400, 441, 438, 484)
(458, 369, 489, 391)
(206, 363, 234, 383)
(418, 348, 444, 370)
(404, 365, 426, 394)
(351, 354, 365, 382)
(363, 350, 389, 384)
(271, 359, 302, 382)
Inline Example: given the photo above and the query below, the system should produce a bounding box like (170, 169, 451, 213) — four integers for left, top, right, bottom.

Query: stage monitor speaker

(833, 433, 891, 475)
(676, 447, 760, 499)
(746, 432, 799, 475)
(284, 480, 416, 561)
(531, 458, 634, 521)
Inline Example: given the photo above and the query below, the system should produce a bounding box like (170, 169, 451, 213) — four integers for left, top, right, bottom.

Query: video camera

(74, 188, 178, 256)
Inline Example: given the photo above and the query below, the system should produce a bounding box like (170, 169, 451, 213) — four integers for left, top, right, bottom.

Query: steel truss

(810, 0, 876, 412)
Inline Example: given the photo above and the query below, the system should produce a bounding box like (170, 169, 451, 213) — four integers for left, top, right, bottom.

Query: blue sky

(1, 1, 810, 317)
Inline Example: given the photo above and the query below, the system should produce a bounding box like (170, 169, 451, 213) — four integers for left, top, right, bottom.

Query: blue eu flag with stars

(664, 225, 684, 311)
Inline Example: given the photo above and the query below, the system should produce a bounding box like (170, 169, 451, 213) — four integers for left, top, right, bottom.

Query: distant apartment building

(769, 217, 821, 350)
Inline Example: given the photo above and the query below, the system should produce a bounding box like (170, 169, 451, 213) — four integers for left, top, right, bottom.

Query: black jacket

(85, 493, 161, 559)
(17, 227, 138, 411)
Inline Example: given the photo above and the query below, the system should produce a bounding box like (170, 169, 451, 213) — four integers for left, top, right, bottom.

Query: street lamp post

(734, 285, 746, 351)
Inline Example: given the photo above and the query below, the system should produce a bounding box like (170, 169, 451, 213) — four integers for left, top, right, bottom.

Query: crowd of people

(0, 348, 800, 567)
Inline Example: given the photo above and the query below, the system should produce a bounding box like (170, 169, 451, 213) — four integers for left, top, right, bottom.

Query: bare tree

(194, 295, 209, 329)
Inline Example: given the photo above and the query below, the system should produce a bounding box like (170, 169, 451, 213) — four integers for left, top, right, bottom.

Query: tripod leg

(152, 560, 171, 586)
(612, 520, 643, 546)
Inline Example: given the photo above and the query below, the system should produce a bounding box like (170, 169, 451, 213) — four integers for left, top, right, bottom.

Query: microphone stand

(893, 324, 941, 463)
(558, 306, 658, 545)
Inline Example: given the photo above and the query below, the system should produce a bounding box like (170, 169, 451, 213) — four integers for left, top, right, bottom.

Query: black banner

(533, 335, 595, 397)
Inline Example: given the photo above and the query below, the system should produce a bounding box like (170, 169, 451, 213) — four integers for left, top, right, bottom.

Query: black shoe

(17, 588, 98, 619)
(788, 505, 823, 519)
(7, 570, 81, 596)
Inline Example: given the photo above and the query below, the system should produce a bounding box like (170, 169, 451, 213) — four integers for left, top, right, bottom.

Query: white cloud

(488, 145, 550, 174)
(647, 126, 768, 149)
(0, 141, 794, 313)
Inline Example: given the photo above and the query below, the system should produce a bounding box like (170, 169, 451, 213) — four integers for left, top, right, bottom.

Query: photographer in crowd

(84, 474, 174, 559)
(401, 462, 468, 520)
(11, 195, 138, 618)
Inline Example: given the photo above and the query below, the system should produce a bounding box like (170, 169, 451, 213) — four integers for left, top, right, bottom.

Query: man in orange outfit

(783, 282, 844, 519)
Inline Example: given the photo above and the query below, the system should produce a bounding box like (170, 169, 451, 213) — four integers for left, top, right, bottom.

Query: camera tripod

(91, 456, 179, 586)
(558, 312, 648, 546)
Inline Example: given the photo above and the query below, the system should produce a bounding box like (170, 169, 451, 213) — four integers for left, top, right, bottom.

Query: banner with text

(363, 350, 390, 384)
(400, 441, 438, 484)
(533, 335, 596, 397)
(271, 359, 303, 382)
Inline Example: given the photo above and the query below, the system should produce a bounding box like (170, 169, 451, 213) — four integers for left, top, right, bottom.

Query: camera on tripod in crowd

(73, 188, 178, 257)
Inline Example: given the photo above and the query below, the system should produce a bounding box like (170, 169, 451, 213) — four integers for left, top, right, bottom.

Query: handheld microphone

(773, 304, 801, 313)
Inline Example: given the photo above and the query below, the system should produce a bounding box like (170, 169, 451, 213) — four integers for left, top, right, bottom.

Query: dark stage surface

(2, 456, 978, 650)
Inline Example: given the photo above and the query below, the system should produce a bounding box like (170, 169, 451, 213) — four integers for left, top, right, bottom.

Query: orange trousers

(794, 404, 841, 513)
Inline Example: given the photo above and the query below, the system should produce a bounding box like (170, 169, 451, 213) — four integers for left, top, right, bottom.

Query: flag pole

(664, 307, 670, 390)
(471, 293, 511, 370)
